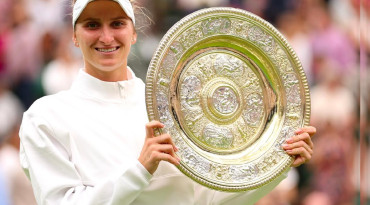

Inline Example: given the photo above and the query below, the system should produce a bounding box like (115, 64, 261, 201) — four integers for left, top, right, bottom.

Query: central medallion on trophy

(176, 49, 267, 153)
(201, 77, 242, 124)
(212, 86, 238, 114)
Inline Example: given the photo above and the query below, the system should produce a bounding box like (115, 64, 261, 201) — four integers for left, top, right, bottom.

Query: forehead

(78, 0, 128, 20)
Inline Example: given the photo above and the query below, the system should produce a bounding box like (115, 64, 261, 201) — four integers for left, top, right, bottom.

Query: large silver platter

(145, 7, 310, 192)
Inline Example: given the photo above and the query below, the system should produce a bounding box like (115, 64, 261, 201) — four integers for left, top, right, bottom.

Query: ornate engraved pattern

(212, 86, 238, 114)
(181, 75, 202, 107)
(243, 93, 264, 126)
(177, 51, 265, 153)
(156, 91, 174, 128)
(202, 124, 234, 149)
(146, 7, 310, 192)
(202, 17, 232, 36)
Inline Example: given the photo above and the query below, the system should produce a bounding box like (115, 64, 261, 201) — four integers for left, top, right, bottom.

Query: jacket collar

(71, 67, 142, 102)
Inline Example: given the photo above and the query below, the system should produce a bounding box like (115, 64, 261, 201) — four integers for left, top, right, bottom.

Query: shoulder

(20, 91, 74, 142)
(25, 91, 71, 118)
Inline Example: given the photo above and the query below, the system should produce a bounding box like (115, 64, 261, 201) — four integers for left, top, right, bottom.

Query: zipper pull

(118, 83, 125, 99)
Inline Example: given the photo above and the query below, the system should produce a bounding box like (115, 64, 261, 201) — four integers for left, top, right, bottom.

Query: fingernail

(286, 138, 293, 143)
(282, 144, 289, 149)
(295, 128, 302, 134)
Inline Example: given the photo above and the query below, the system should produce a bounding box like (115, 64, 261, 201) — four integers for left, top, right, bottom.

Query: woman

(19, 0, 316, 204)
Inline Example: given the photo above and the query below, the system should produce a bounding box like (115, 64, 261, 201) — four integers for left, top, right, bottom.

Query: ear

(131, 32, 137, 45)
(72, 33, 79, 47)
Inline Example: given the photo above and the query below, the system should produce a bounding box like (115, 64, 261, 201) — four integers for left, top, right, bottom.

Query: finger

(282, 141, 313, 155)
(295, 126, 316, 136)
(152, 134, 179, 152)
(291, 156, 306, 167)
(286, 147, 311, 163)
(151, 151, 180, 166)
(152, 144, 179, 160)
(145, 121, 164, 138)
(286, 132, 314, 149)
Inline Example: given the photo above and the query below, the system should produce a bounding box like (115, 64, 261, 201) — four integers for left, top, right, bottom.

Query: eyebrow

(80, 16, 130, 22)
(112, 16, 130, 20)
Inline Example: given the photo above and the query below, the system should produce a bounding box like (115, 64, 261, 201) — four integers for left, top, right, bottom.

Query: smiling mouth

(96, 47, 120, 53)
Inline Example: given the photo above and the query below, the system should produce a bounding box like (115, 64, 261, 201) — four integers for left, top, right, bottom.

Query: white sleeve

(194, 168, 289, 205)
(19, 112, 152, 205)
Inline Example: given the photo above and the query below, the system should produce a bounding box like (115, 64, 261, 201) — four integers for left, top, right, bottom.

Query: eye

(86, 22, 99, 29)
(112, 21, 125, 28)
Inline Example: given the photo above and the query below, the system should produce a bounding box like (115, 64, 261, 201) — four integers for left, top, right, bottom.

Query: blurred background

(0, 0, 368, 204)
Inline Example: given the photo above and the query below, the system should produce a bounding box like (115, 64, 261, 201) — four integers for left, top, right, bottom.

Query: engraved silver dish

(145, 7, 310, 192)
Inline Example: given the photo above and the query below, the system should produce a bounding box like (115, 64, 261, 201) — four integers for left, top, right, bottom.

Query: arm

(19, 112, 152, 205)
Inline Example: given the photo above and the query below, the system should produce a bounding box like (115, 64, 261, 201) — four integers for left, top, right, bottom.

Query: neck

(84, 66, 129, 82)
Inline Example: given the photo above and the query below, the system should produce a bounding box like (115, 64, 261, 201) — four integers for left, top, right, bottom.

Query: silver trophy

(145, 7, 310, 192)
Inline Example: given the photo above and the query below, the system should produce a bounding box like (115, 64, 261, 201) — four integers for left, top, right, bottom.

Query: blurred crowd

(0, 0, 368, 205)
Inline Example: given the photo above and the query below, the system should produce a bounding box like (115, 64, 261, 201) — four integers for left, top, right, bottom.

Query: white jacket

(19, 69, 287, 205)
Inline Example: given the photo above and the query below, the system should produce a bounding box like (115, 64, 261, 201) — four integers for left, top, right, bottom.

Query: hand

(282, 126, 316, 167)
(138, 121, 180, 174)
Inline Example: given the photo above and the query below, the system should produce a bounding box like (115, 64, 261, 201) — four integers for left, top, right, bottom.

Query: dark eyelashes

(83, 21, 127, 29)
(84, 22, 99, 28)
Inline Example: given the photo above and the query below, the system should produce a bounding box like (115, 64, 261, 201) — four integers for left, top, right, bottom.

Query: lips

(95, 46, 120, 53)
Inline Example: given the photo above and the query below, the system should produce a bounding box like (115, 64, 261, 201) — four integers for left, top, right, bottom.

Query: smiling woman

(18, 0, 316, 205)
(73, 0, 137, 81)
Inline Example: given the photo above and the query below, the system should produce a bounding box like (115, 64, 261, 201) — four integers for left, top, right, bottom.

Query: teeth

(97, 47, 118, 52)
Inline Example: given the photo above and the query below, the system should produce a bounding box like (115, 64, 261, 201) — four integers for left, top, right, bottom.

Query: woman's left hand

(282, 126, 316, 167)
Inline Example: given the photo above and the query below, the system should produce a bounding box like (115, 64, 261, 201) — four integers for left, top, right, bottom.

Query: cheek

(118, 30, 134, 40)
(75, 29, 98, 45)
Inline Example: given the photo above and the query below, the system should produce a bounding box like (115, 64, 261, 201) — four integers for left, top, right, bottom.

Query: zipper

(117, 83, 125, 99)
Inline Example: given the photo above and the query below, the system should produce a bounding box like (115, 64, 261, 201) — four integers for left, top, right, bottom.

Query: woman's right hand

(138, 121, 180, 175)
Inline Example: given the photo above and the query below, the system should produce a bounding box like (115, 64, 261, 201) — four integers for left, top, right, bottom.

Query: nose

(99, 25, 114, 45)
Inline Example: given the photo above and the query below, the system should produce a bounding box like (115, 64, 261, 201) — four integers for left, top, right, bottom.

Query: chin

(100, 66, 122, 73)
(98, 62, 123, 71)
